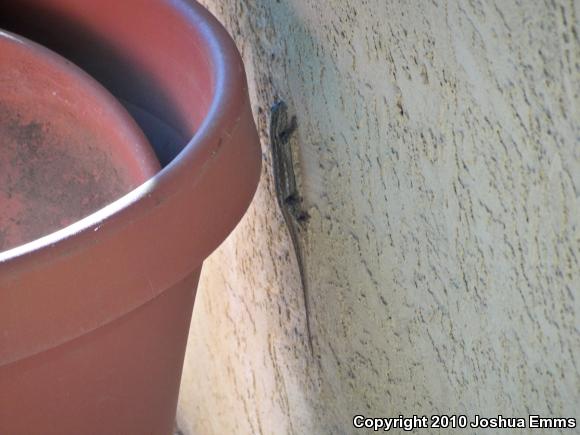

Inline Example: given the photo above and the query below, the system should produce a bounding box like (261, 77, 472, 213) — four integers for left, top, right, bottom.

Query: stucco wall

(177, 1, 579, 434)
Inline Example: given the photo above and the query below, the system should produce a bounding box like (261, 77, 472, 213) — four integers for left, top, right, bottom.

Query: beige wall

(177, 1, 579, 434)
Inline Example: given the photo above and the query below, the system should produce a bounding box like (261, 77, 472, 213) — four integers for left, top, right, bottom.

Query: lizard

(269, 100, 314, 356)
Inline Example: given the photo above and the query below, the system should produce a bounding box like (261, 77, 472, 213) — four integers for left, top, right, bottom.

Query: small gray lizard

(270, 101, 313, 355)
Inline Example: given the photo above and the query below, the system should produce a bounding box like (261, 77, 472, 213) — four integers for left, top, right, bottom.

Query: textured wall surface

(177, 1, 579, 434)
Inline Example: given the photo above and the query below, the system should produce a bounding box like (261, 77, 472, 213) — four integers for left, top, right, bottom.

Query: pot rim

(0, 0, 246, 265)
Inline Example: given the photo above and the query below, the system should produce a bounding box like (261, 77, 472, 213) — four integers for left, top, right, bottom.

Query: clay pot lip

(0, 1, 248, 265)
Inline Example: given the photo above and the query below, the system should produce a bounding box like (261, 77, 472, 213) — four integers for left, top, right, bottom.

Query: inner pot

(0, 29, 160, 251)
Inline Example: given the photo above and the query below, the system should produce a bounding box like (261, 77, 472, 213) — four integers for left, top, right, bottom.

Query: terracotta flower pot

(0, 1, 261, 434)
